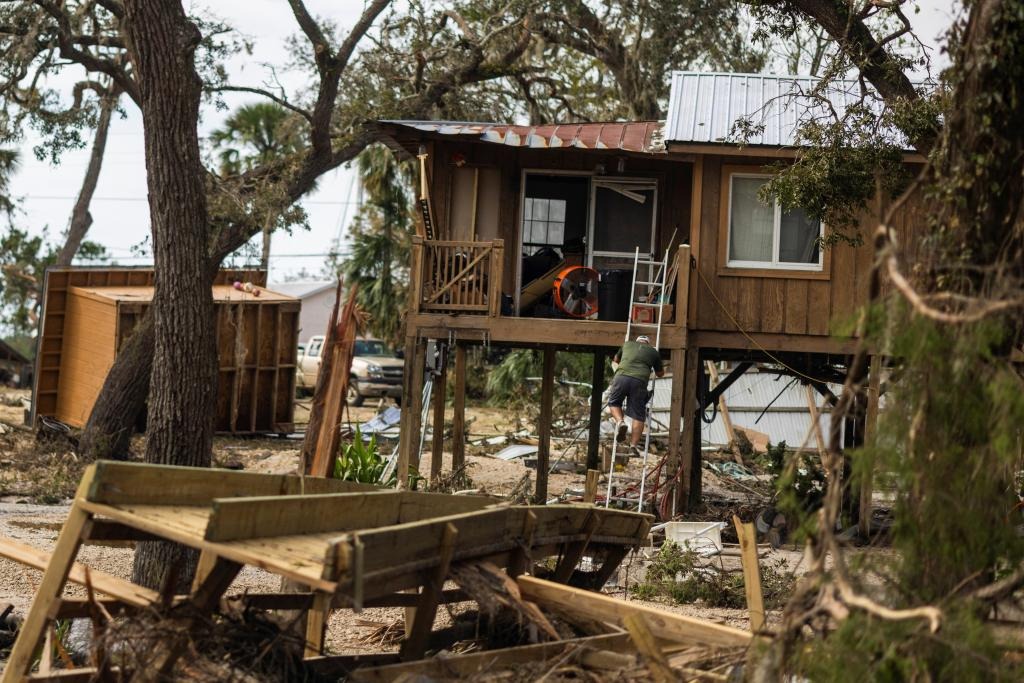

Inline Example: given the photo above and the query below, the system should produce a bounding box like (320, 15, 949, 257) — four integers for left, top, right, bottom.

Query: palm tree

(337, 145, 413, 346)
(209, 103, 306, 267)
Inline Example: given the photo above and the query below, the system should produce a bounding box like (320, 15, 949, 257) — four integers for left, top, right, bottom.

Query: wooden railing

(411, 237, 504, 316)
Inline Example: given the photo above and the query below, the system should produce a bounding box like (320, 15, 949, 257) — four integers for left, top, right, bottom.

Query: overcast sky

(8, 0, 960, 284)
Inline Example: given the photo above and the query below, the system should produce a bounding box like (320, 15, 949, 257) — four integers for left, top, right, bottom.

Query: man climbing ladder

(608, 334, 665, 456)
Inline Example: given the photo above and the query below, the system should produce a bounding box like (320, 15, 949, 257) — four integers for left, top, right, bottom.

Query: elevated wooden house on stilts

(371, 72, 925, 519)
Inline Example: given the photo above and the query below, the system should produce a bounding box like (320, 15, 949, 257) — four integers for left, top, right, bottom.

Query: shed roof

(268, 281, 336, 299)
(665, 71, 912, 149)
(0, 338, 29, 365)
(374, 120, 666, 154)
(69, 285, 297, 304)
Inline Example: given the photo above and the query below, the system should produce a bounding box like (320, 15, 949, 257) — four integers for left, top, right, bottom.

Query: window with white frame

(522, 197, 566, 254)
(727, 174, 822, 270)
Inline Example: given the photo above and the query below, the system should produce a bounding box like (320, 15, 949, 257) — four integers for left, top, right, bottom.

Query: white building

(268, 281, 337, 345)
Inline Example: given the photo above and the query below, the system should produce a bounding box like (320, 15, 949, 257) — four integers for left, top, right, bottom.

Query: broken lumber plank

(623, 613, 675, 683)
(732, 515, 765, 633)
(516, 576, 752, 648)
(0, 536, 157, 608)
(349, 633, 633, 682)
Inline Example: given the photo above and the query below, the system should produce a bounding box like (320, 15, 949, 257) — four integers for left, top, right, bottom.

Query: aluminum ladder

(605, 246, 669, 512)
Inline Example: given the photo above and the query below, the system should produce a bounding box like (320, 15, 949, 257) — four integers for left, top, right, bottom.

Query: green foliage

(760, 440, 825, 535)
(868, 307, 1024, 603)
(331, 145, 413, 347)
(485, 349, 606, 407)
(333, 427, 395, 486)
(209, 102, 306, 176)
(0, 225, 107, 337)
(793, 609, 1022, 683)
(631, 540, 795, 610)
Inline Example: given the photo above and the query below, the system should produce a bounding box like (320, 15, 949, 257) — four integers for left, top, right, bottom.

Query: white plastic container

(664, 521, 725, 556)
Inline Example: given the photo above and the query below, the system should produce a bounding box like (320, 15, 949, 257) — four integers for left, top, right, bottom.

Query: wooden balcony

(410, 237, 504, 316)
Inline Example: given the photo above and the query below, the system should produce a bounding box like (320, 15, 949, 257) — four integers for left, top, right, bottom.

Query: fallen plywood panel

(517, 575, 752, 648)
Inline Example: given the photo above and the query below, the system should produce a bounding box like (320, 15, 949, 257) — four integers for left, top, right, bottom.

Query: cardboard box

(630, 303, 673, 325)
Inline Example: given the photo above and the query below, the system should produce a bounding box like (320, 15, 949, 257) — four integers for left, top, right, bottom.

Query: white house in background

(268, 281, 336, 345)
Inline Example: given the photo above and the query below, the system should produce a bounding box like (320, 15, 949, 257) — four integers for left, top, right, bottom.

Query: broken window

(727, 174, 822, 270)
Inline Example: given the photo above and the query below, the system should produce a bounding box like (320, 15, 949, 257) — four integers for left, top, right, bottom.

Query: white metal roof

(267, 281, 336, 299)
(665, 71, 907, 149)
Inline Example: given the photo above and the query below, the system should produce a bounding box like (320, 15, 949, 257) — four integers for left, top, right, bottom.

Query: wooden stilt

(859, 355, 882, 539)
(677, 346, 700, 514)
(586, 350, 606, 471)
(396, 337, 427, 487)
(535, 346, 556, 504)
(451, 343, 467, 474)
(3, 466, 96, 683)
(304, 591, 334, 658)
(584, 469, 600, 504)
(429, 347, 448, 482)
(666, 349, 685, 507)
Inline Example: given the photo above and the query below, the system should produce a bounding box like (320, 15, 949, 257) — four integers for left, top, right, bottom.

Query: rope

(694, 264, 834, 385)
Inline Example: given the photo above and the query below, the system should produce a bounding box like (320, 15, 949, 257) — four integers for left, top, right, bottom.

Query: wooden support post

(732, 515, 765, 633)
(534, 346, 556, 504)
(451, 343, 467, 474)
(508, 511, 538, 578)
(586, 350, 606, 471)
(304, 591, 334, 658)
(666, 349, 685, 503)
(429, 347, 448, 482)
(805, 384, 828, 462)
(3, 467, 96, 683)
(190, 548, 218, 592)
(552, 512, 599, 584)
(677, 346, 700, 514)
(400, 523, 458, 661)
(584, 469, 600, 504)
(860, 355, 882, 539)
(396, 337, 427, 488)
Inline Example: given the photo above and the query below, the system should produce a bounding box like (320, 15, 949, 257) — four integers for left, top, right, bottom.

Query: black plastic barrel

(598, 269, 631, 321)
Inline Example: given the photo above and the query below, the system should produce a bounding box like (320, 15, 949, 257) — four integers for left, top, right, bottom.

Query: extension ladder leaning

(605, 246, 669, 513)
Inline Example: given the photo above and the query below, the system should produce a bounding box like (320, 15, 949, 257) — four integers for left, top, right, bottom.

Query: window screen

(591, 183, 655, 254)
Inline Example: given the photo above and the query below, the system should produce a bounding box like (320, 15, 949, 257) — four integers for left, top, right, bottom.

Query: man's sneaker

(615, 421, 628, 443)
(629, 445, 643, 458)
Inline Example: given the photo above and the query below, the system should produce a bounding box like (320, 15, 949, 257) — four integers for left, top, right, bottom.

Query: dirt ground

(0, 387, 805, 664)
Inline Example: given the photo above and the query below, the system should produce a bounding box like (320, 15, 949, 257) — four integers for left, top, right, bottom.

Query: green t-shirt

(614, 341, 663, 380)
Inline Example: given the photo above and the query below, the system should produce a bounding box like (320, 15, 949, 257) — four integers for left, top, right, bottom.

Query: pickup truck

(296, 336, 404, 405)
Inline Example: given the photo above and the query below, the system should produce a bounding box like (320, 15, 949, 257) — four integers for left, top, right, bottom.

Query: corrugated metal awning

(374, 120, 667, 154)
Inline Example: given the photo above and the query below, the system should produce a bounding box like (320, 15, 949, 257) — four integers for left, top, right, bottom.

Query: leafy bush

(333, 427, 394, 486)
(630, 540, 795, 610)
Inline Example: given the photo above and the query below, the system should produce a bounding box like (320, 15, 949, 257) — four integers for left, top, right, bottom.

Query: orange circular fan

(553, 266, 599, 318)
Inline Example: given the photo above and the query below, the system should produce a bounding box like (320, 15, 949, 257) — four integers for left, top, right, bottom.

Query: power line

(24, 195, 360, 206)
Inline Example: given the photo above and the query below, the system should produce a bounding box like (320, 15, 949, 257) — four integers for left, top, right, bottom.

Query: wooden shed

(35, 268, 299, 435)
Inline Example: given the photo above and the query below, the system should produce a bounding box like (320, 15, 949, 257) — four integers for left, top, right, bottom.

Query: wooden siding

(430, 141, 693, 301)
(55, 289, 118, 427)
(689, 155, 927, 348)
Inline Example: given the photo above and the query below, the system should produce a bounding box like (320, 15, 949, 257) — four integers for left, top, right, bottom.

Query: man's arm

(653, 352, 665, 378)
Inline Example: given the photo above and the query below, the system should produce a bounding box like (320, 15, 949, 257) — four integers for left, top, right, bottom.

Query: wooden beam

(2, 468, 97, 683)
(732, 515, 765, 633)
(666, 349, 685, 505)
(304, 591, 333, 658)
(83, 460, 377, 506)
(805, 384, 828, 462)
(429, 348, 448, 482)
(860, 355, 882, 539)
(690, 330, 858, 355)
(451, 343, 467, 474)
(552, 512, 599, 583)
(399, 522, 458, 660)
(0, 536, 158, 609)
(396, 337, 427, 487)
(677, 346, 700, 514)
(586, 350, 606, 471)
(516, 576, 751, 648)
(535, 346, 556, 504)
(706, 361, 738, 457)
(584, 470, 600, 504)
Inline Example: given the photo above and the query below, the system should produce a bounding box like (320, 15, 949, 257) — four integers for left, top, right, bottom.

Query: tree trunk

(78, 313, 153, 460)
(57, 90, 118, 266)
(122, 0, 217, 592)
(260, 221, 272, 271)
